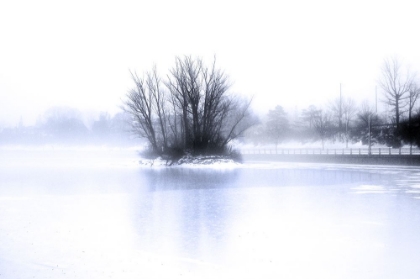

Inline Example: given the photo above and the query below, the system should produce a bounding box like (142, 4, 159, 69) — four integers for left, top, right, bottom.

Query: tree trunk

(395, 97, 400, 129)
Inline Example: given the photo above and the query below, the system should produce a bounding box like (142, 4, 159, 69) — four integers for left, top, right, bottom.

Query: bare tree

(123, 72, 157, 151)
(220, 96, 257, 147)
(39, 106, 88, 141)
(123, 69, 168, 153)
(329, 98, 341, 133)
(353, 101, 384, 147)
(301, 105, 320, 129)
(167, 91, 183, 148)
(406, 82, 420, 153)
(379, 57, 414, 129)
(407, 83, 420, 124)
(312, 109, 333, 149)
(265, 105, 289, 152)
(125, 56, 255, 156)
(165, 56, 254, 153)
(146, 67, 169, 149)
(357, 101, 378, 126)
(166, 56, 203, 149)
(330, 97, 357, 147)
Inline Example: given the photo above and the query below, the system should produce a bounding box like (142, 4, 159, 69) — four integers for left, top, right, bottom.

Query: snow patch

(352, 185, 387, 194)
(138, 155, 240, 168)
(138, 157, 171, 167)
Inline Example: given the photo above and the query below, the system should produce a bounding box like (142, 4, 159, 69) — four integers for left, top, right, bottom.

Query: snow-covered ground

(139, 155, 240, 169)
(236, 140, 365, 150)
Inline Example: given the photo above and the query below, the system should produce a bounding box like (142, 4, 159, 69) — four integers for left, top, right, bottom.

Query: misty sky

(1, 0, 420, 126)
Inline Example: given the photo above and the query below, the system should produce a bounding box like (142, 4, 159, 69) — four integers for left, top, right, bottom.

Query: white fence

(240, 147, 420, 156)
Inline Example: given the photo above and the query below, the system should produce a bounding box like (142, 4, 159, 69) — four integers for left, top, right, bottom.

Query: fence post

(399, 148, 401, 155)
(350, 149, 352, 155)
(358, 148, 361, 155)
(379, 148, 381, 155)
(389, 148, 391, 155)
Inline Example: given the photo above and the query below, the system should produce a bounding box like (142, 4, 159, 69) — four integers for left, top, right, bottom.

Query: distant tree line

(123, 56, 256, 158)
(246, 101, 420, 150)
(4, 56, 418, 153)
(246, 57, 420, 151)
(0, 107, 136, 145)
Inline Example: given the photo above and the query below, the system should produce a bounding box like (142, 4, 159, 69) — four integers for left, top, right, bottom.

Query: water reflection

(1, 150, 420, 278)
(142, 168, 240, 191)
(237, 167, 388, 187)
(129, 165, 420, 278)
(130, 184, 234, 265)
(142, 166, 390, 192)
(394, 170, 420, 199)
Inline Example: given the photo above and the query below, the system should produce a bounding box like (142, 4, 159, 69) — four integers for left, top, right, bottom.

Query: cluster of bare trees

(379, 57, 420, 130)
(246, 100, 371, 149)
(377, 57, 420, 149)
(246, 57, 420, 150)
(124, 56, 420, 152)
(123, 56, 255, 156)
(251, 99, 419, 150)
(0, 107, 134, 145)
(293, 100, 359, 148)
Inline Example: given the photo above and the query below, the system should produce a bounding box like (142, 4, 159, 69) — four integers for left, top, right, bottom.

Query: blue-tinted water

(0, 148, 419, 278)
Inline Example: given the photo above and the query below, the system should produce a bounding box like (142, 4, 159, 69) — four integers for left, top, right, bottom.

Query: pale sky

(1, 0, 420, 126)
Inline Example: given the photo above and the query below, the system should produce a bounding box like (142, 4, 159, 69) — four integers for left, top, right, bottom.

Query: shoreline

(243, 154, 420, 166)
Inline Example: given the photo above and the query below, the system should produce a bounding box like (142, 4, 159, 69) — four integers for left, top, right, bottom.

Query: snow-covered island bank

(139, 154, 241, 168)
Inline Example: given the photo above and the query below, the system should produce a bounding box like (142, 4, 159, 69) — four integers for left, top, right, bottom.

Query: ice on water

(1, 148, 420, 279)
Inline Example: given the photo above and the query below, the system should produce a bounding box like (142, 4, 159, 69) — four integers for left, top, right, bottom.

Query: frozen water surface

(1, 148, 420, 278)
